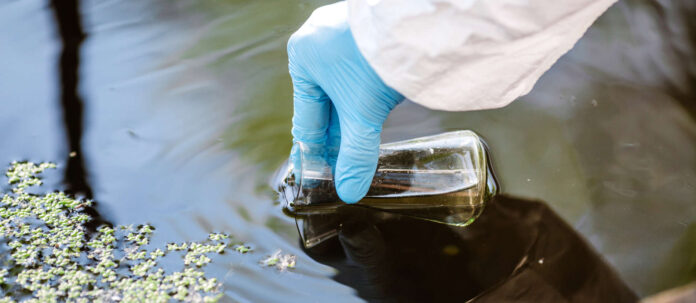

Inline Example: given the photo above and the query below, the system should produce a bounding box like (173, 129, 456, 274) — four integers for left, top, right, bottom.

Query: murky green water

(0, 0, 694, 301)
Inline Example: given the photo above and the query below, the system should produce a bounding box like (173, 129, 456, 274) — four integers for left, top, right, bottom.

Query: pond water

(0, 0, 694, 301)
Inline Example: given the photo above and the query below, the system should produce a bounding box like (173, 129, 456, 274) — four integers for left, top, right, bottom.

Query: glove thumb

(334, 121, 381, 203)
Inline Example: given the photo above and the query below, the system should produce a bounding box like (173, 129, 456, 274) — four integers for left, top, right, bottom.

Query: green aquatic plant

(260, 250, 296, 271)
(0, 162, 263, 302)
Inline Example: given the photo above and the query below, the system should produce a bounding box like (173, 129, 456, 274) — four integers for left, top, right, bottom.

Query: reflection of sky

(0, 0, 64, 179)
(0, 0, 694, 300)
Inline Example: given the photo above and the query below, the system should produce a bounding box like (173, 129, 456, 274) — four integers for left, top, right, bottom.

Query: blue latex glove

(287, 2, 404, 203)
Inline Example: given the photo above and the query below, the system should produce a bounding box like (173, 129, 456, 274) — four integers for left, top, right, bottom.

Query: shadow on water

(302, 195, 638, 303)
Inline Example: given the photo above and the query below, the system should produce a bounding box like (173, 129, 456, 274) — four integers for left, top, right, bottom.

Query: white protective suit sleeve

(347, 0, 618, 111)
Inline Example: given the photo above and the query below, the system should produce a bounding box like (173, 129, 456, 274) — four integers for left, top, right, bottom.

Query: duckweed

(234, 245, 251, 254)
(260, 250, 296, 271)
(0, 162, 275, 302)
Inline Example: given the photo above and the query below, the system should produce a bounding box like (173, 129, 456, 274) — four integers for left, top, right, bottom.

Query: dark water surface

(1, 0, 695, 301)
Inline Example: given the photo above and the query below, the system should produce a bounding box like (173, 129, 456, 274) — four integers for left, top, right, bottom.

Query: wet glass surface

(0, 0, 694, 301)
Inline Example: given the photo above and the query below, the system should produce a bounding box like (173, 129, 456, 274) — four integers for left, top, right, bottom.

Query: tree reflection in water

(50, 0, 108, 230)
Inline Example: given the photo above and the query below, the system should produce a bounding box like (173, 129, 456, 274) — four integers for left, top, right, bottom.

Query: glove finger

(291, 76, 330, 145)
(334, 120, 381, 203)
(326, 103, 341, 170)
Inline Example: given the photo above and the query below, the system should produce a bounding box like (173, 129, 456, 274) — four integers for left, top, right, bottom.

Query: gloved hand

(287, 1, 404, 203)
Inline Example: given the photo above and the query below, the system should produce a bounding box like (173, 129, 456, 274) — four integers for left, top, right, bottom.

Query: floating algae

(0, 162, 263, 303)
